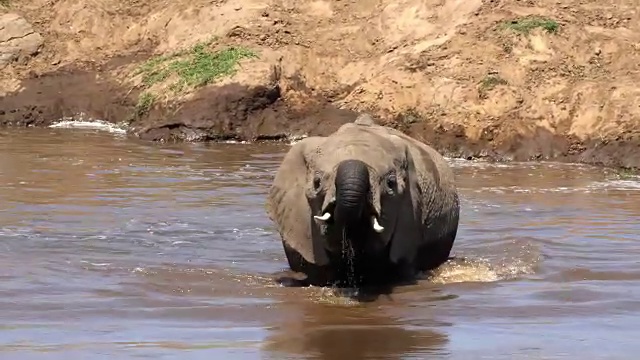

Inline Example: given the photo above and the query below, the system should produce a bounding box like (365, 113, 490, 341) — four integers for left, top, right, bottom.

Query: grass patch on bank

(501, 16, 559, 34)
(616, 167, 639, 179)
(134, 39, 258, 95)
(135, 92, 156, 117)
(479, 74, 507, 91)
(478, 74, 508, 99)
(128, 38, 258, 120)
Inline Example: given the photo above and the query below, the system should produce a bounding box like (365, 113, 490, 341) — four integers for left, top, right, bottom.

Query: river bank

(1, 0, 639, 170)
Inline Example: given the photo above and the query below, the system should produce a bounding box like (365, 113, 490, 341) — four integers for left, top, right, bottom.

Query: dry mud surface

(1, 0, 640, 168)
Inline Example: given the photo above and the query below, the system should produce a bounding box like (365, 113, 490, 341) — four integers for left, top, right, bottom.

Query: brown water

(1, 127, 639, 360)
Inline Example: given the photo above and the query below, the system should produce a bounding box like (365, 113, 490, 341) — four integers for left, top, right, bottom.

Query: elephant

(266, 113, 460, 288)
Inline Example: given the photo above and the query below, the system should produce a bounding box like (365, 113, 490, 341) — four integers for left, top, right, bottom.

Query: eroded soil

(1, 0, 639, 168)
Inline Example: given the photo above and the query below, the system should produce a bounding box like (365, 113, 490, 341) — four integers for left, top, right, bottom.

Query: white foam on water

(587, 179, 640, 191)
(445, 157, 518, 169)
(468, 181, 640, 194)
(216, 134, 307, 145)
(220, 140, 250, 144)
(445, 157, 597, 171)
(49, 117, 128, 135)
(287, 134, 308, 145)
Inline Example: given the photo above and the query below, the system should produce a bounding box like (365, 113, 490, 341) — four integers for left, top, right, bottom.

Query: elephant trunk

(334, 159, 370, 229)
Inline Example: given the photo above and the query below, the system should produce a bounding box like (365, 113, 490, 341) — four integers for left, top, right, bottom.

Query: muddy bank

(0, 58, 360, 141)
(2, 61, 639, 170)
(2, 0, 640, 170)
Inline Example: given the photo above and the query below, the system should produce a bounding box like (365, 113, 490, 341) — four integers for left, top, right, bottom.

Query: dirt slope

(1, 0, 639, 169)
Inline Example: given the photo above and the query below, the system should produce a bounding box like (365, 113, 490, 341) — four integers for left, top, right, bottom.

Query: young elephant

(266, 114, 460, 287)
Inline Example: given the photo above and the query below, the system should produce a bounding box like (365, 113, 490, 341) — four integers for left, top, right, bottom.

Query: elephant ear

(386, 130, 459, 269)
(266, 137, 330, 266)
(388, 140, 423, 265)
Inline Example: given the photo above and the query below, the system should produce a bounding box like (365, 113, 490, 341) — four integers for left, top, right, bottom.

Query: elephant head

(266, 115, 430, 282)
(307, 144, 416, 260)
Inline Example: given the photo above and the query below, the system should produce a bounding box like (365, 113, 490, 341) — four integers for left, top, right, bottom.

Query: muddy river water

(1, 127, 639, 359)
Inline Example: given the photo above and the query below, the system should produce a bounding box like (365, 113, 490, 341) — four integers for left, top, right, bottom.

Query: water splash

(288, 134, 308, 145)
(428, 257, 500, 283)
(429, 255, 538, 284)
(49, 118, 128, 135)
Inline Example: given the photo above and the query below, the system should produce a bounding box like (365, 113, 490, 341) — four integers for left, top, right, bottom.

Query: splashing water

(340, 227, 358, 286)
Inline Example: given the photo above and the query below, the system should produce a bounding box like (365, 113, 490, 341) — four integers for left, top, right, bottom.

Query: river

(1, 127, 639, 359)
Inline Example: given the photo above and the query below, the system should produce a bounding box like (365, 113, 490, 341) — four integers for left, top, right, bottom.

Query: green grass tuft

(501, 16, 559, 34)
(479, 74, 508, 92)
(478, 74, 508, 99)
(127, 39, 258, 122)
(135, 92, 156, 118)
(134, 40, 258, 94)
(616, 167, 639, 179)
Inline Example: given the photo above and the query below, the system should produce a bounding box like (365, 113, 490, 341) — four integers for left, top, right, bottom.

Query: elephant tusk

(314, 212, 332, 221)
(372, 216, 384, 233)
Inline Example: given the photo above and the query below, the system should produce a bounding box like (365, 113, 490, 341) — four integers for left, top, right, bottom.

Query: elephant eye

(313, 173, 322, 190)
(385, 173, 397, 192)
